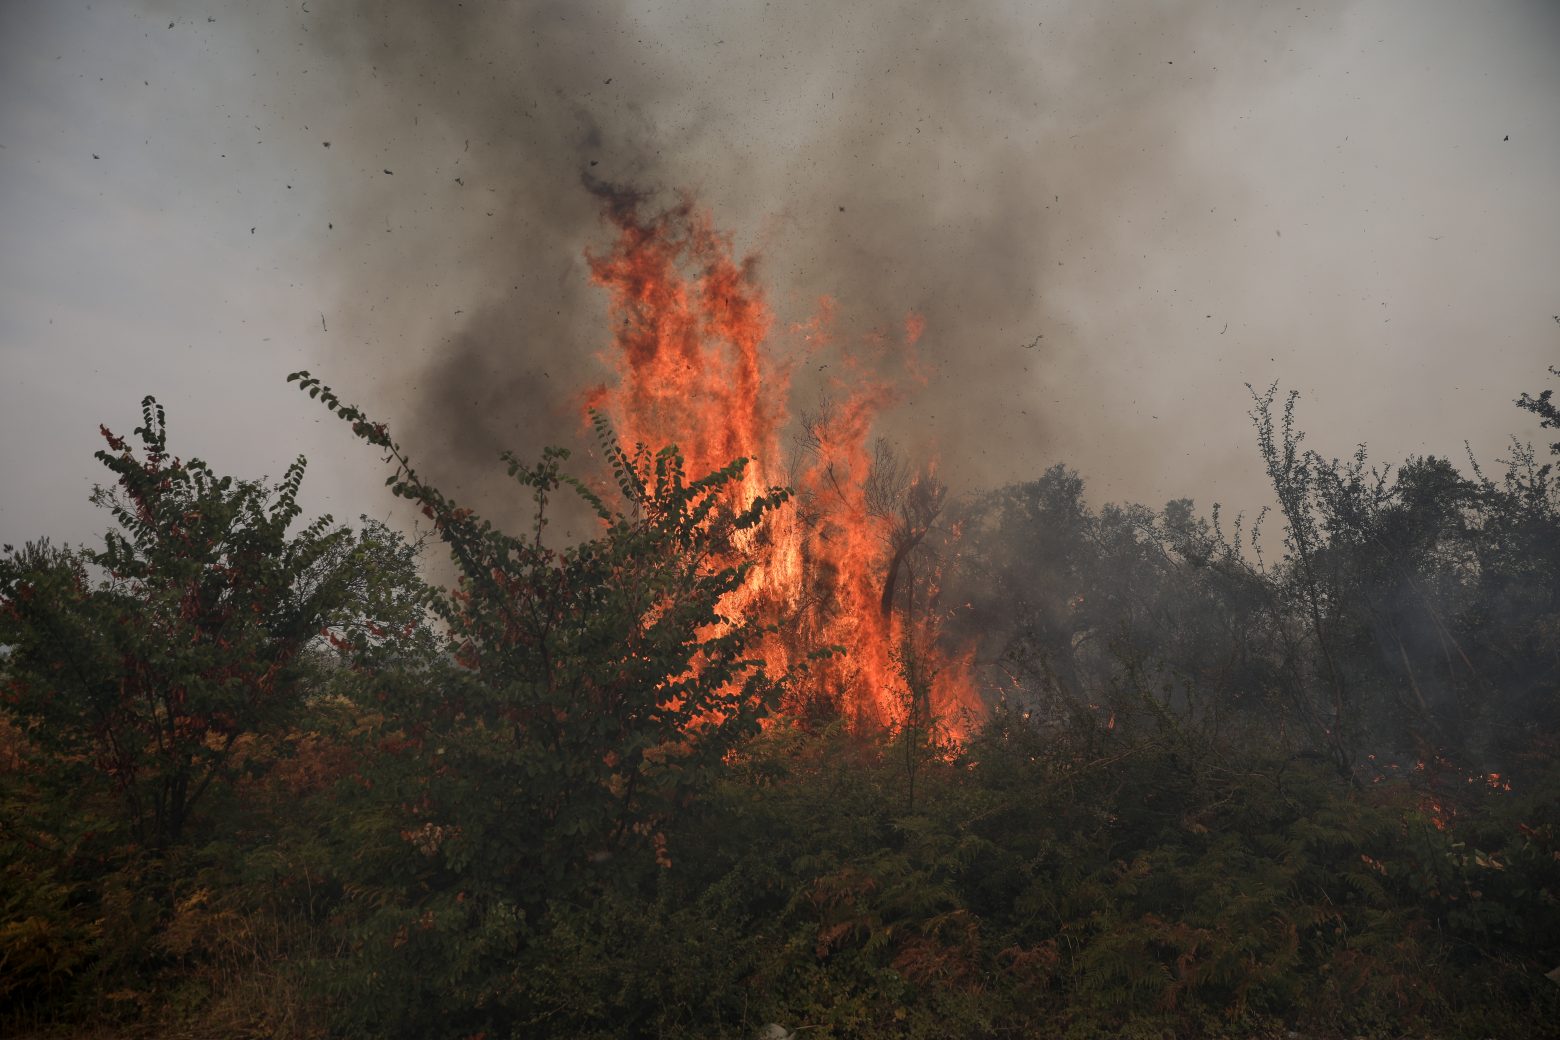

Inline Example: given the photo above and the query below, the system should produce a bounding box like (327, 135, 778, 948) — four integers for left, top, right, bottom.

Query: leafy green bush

(286, 375, 798, 1037)
(5, 373, 1560, 1039)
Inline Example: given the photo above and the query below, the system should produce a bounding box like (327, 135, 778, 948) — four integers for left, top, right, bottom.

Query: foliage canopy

(3, 369, 1559, 1038)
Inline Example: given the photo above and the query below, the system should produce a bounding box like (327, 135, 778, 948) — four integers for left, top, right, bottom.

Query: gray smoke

(220, 0, 1558, 522)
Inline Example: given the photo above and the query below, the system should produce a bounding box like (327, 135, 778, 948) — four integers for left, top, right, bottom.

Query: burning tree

(583, 188, 983, 736)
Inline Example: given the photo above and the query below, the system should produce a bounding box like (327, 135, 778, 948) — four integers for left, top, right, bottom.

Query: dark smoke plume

(260, 0, 1355, 522)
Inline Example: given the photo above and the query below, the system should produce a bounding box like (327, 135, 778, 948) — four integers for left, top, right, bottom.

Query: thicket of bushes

(2, 372, 1558, 1039)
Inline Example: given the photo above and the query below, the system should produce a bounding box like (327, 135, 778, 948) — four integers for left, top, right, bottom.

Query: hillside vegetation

(3, 372, 1558, 1039)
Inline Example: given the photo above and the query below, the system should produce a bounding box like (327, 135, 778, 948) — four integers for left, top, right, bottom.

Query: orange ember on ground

(584, 193, 982, 735)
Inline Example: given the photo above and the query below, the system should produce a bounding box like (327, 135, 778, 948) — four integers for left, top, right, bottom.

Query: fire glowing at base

(582, 190, 983, 736)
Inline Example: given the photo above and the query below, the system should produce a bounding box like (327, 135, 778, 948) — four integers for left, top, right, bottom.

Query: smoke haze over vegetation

(3, 2, 1560, 1037)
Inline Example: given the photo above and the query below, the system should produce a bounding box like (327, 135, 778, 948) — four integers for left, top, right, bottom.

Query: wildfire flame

(583, 191, 982, 735)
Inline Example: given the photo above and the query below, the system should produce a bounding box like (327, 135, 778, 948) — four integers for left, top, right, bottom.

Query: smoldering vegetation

(941, 386, 1560, 782)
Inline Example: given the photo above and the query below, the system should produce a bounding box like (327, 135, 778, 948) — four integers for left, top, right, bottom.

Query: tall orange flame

(584, 191, 982, 736)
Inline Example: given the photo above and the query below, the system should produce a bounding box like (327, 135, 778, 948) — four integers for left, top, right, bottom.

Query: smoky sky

(3, 0, 1558, 548)
(287, 0, 1560, 517)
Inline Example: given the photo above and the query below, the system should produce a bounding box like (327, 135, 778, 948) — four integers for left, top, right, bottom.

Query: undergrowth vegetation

(3, 371, 1558, 1039)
